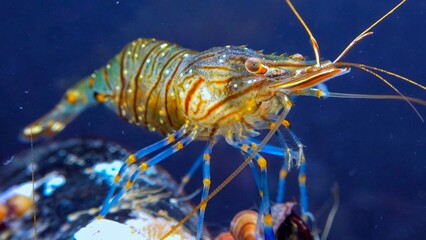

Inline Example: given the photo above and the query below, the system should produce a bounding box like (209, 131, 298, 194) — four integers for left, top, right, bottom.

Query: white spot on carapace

(233, 83, 238, 88)
(146, 59, 151, 63)
(218, 59, 224, 63)
(164, 69, 170, 75)
(160, 43, 168, 49)
(127, 51, 131, 55)
(161, 52, 166, 57)
(201, 87, 211, 101)
(91, 73, 96, 78)
(247, 80, 252, 84)
(226, 45, 231, 48)
(106, 64, 111, 69)
(141, 44, 146, 48)
(188, 69, 193, 74)
(183, 53, 189, 58)
(123, 70, 128, 75)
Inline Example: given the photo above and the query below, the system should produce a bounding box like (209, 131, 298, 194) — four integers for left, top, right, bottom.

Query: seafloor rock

(0, 139, 206, 239)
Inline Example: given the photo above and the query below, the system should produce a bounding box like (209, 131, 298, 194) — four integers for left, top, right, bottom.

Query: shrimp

(21, 0, 426, 239)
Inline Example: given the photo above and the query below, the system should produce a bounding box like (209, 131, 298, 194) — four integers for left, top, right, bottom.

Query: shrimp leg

(195, 137, 216, 240)
(99, 129, 199, 217)
(176, 153, 203, 196)
(231, 141, 274, 240)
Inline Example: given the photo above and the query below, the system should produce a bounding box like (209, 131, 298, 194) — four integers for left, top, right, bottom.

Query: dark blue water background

(1, 0, 425, 239)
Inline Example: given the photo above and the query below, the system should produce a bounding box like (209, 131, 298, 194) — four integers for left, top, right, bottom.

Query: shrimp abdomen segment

(21, 76, 98, 140)
(97, 39, 196, 134)
(21, 38, 196, 140)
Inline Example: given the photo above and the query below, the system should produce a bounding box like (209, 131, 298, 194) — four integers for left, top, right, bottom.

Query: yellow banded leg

(196, 138, 216, 240)
(232, 142, 274, 239)
(99, 130, 196, 218)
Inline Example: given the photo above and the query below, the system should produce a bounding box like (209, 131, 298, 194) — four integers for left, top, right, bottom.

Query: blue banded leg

(274, 130, 292, 204)
(244, 124, 313, 222)
(247, 157, 262, 191)
(298, 154, 311, 220)
(176, 153, 203, 196)
(244, 137, 298, 159)
(99, 130, 197, 217)
(232, 142, 274, 240)
(280, 125, 313, 221)
(238, 140, 262, 190)
(99, 127, 187, 214)
(237, 139, 265, 194)
(241, 135, 292, 203)
(195, 137, 216, 240)
(240, 151, 266, 239)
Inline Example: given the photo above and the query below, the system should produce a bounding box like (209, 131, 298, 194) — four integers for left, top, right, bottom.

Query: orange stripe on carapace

(215, 110, 240, 124)
(184, 77, 205, 115)
(196, 81, 263, 121)
(193, 98, 205, 115)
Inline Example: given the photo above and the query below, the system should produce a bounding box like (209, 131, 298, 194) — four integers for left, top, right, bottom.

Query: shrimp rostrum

(21, 0, 426, 239)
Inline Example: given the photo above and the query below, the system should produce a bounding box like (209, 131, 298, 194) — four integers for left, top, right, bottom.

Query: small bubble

(19, 106, 23, 110)
(116, 1, 120, 4)
(24, 90, 29, 94)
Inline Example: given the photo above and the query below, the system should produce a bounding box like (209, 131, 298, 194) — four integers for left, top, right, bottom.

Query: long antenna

(334, 0, 407, 63)
(336, 62, 424, 122)
(285, 0, 321, 67)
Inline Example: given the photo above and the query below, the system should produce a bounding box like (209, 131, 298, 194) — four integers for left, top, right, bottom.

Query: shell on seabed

(230, 210, 258, 240)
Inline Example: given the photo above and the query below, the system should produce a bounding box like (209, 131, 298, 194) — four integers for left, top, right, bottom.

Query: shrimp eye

(245, 58, 267, 74)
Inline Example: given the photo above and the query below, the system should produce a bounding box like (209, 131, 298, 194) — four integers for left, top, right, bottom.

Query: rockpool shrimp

(21, 0, 426, 239)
